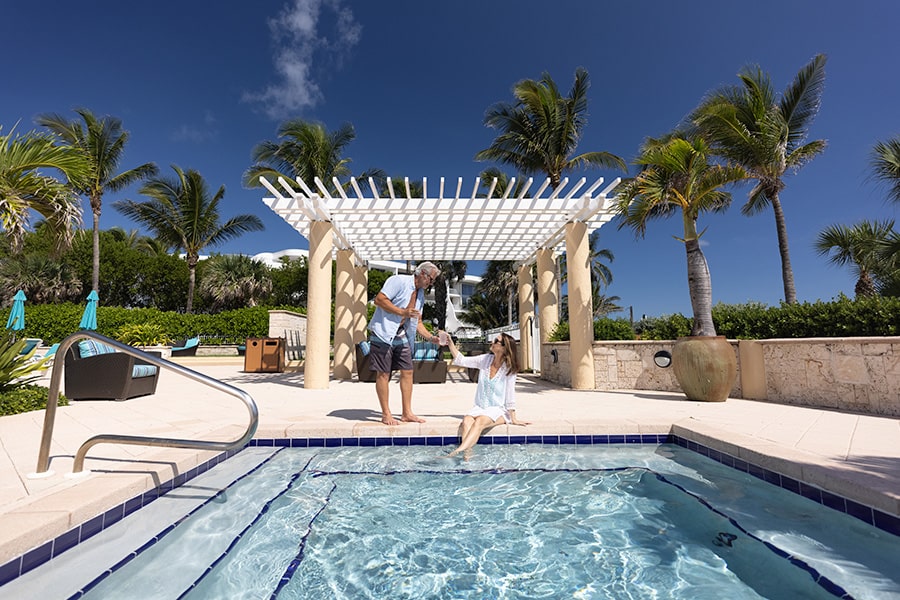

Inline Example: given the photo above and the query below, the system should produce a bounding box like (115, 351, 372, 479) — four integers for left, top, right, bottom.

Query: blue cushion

(173, 337, 199, 351)
(132, 365, 158, 378)
(413, 343, 439, 361)
(78, 340, 116, 358)
(359, 341, 370, 356)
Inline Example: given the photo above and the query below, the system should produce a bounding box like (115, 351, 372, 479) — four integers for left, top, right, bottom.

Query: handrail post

(32, 331, 258, 476)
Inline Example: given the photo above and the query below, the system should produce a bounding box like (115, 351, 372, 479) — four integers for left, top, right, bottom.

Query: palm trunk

(683, 217, 716, 336)
(186, 263, 196, 314)
(770, 193, 797, 304)
(91, 207, 101, 292)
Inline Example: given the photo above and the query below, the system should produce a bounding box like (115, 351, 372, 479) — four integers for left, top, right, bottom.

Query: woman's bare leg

(447, 415, 502, 458)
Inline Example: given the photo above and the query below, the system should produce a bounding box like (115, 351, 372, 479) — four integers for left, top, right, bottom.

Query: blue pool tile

(324, 438, 341, 447)
(158, 480, 174, 495)
(559, 435, 576, 445)
(640, 434, 658, 444)
(509, 435, 526, 444)
(409, 437, 426, 446)
(815, 576, 849, 598)
(442, 436, 458, 446)
(273, 438, 290, 447)
(591, 435, 609, 445)
(173, 473, 187, 488)
(845, 499, 873, 525)
(526, 436, 543, 444)
(359, 438, 376, 447)
(291, 438, 309, 448)
(425, 437, 444, 446)
(491, 436, 510, 445)
(707, 448, 722, 463)
(103, 504, 125, 528)
(625, 435, 642, 444)
(799, 483, 823, 504)
(732, 458, 749, 472)
(142, 488, 159, 505)
(375, 437, 393, 447)
(748, 464, 766, 480)
(21, 540, 52, 574)
(308, 438, 326, 447)
(342, 438, 360, 447)
(779, 476, 801, 494)
(541, 435, 560, 444)
(256, 439, 274, 447)
(820, 490, 846, 512)
(874, 510, 900, 536)
(718, 453, 735, 468)
(575, 435, 592, 445)
(0, 557, 20, 586)
(673, 436, 687, 447)
(53, 527, 81, 557)
(393, 437, 410, 446)
(763, 469, 781, 486)
(608, 435, 625, 444)
(80, 514, 104, 541)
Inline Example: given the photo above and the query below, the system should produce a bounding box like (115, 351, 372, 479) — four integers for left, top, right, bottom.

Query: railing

(33, 331, 259, 476)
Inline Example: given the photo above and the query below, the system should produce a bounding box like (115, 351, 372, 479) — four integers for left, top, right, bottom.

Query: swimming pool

(5, 442, 899, 599)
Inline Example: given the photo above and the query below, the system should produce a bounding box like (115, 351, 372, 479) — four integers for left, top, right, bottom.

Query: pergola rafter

(260, 175, 621, 265)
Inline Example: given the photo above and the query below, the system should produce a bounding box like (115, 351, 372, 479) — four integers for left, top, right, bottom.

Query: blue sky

(3, 1, 899, 319)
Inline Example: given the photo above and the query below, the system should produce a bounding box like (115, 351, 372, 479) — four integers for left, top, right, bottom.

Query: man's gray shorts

(369, 339, 413, 373)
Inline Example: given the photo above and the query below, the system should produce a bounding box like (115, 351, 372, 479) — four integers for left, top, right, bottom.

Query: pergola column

(565, 221, 595, 390)
(333, 249, 354, 381)
(517, 264, 534, 372)
(536, 248, 558, 374)
(353, 263, 368, 344)
(305, 221, 333, 389)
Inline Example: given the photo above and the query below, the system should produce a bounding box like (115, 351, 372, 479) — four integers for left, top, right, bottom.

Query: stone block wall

(541, 337, 900, 416)
(267, 310, 307, 343)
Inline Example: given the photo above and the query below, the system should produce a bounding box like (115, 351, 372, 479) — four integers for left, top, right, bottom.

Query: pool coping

(2, 427, 898, 590)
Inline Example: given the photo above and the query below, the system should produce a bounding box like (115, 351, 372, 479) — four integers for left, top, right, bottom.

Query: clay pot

(672, 336, 736, 402)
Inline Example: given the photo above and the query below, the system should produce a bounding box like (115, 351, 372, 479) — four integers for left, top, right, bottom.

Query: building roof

(260, 175, 621, 265)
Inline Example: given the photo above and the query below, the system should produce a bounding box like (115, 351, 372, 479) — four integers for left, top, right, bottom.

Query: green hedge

(0, 385, 67, 416)
(548, 296, 900, 341)
(1, 304, 305, 345)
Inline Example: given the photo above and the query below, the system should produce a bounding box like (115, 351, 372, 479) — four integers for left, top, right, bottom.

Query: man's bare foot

(381, 414, 399, 425)
(400, 414, 426, 423)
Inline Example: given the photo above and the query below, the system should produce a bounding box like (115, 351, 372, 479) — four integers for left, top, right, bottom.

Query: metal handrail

(34, 331, 259, 475)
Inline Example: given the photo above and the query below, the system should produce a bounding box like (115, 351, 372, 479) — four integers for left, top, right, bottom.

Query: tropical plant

(592, 291, 623, 318)
(814, 219, 897, 298)
(0, 331, 49, 392)
(114, 323, 172, 346)
(0, 253, 82, 303)
(37, 109, 158, 292)
(870, 135, 900, 205)
(692, 54, 828, 304)
(270, 255, 310, 306)
(615, 133, 745, 336)
(199, 254, 273, 310)
(475, 67, 625, 188)
(113, 165, 264, 313)
(459, 292, 506, 331)
(0, 126, 87, 253)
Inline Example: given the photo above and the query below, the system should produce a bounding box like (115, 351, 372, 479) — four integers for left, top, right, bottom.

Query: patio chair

(412, 340, 448, 384)
(64, 340, 160, 401)
(19, 338, 42, 356)
(171, 336, 200, 357)
(355, 341, 377, 382)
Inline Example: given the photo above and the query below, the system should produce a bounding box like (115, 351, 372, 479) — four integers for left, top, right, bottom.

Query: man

(367, 261, 441, 425)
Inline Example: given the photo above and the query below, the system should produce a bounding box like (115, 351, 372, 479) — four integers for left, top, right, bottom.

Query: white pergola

(260, 174, 621, 389)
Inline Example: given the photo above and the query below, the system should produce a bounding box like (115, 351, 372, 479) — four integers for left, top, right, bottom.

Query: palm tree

(870, 136, 900, 205)
(558, 234, 615, 320)
(199, 254, 273, 310)
(431, 260, 467, 330)
(475, 68, 625, 188)
(37, 109, 158, 292)
(615, 133, 745, 336)
(113, 166, 264, 313)
(244, 119, 385, 194)
(0, 127, 87, 253)
(815, 219, 896, 298)
(0, 253, 82, 303)
(692, 54, 828, 304)
(592, 291, 623, 318)
(476, 261, 518, 325)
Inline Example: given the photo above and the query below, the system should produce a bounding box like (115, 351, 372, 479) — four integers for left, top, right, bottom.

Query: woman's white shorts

(466, 406, 507, 422)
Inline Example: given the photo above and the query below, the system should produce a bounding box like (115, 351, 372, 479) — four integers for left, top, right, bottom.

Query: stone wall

(542, 337, 900, 416)
(267, 310, 307, 342)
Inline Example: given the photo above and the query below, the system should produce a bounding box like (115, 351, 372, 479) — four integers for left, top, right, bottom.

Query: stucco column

(353, 263, 368, 343)
(565, 221, 595, 390)
(305, 221, 333, 389)
(517, 264, 534, 372)
(536, 248, 559, 376)
(333, 249, 354, 380)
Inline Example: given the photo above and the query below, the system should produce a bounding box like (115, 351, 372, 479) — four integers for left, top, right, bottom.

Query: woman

(441, 332, 529, 459)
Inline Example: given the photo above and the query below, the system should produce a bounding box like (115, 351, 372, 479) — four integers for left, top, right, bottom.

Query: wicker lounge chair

(64, 341, 160, 401)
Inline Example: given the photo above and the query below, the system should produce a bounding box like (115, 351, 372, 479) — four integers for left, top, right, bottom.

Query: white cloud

(244, 0, 361, 119)
(171, 111, 218, 143)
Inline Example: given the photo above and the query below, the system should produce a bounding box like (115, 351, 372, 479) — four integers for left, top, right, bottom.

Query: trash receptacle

(244, 338, 285, 373)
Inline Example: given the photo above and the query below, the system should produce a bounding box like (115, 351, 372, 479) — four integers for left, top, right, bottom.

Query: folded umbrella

(5, 290, 26, 332)
(79, 290, 99, 330)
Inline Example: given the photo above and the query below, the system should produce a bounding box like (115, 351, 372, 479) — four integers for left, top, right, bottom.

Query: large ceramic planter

(672, 336, 736, 402)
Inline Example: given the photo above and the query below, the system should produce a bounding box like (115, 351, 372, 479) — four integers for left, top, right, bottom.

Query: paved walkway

(1, 357, 898, 566)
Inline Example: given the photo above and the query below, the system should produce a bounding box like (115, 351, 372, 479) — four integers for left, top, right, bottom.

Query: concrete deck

(1, 357, 899, 567)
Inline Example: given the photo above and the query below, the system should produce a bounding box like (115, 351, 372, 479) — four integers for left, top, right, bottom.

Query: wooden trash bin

(244, 338, 285, 373)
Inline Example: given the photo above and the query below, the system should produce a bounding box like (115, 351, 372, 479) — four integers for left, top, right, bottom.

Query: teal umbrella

(79, 290, 99, 330)
(5, 290, 26, 332)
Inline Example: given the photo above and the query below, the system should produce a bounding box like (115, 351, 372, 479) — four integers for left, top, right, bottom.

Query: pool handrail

(34, 330, 259, 475)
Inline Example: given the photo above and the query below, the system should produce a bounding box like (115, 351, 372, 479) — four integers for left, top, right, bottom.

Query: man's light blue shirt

(367, 274, 424, 349)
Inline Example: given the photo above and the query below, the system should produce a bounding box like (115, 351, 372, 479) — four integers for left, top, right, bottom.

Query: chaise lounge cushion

(65, 344, 160, 401)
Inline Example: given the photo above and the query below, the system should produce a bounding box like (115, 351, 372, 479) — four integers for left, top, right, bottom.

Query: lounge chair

(64, 340, 160, 401)
(171, 336, 200, 357)
(355, 341, 377, 382)
(412, 341, 448, 384)
(19, 338, 42, 356)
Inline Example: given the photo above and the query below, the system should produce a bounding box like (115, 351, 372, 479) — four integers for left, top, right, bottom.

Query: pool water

(10, 444, 900, 599)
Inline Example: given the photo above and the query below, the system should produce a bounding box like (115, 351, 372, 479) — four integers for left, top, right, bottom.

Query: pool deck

(1, 357, 899, 567)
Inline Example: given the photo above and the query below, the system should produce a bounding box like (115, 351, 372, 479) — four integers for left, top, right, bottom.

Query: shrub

(0, 385, 67, 417)
(548, 318, 637, 341)
(0, 332, 51, 392)
(114, 323, 173, 346)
